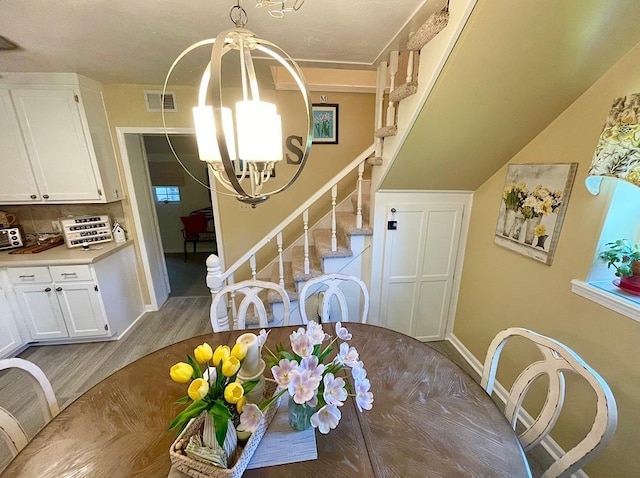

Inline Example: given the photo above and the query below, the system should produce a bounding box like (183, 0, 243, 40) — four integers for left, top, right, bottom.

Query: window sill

(571, 280, 640, 323)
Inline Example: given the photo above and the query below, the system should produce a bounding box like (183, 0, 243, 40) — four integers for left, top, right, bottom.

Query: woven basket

(170, 382, 281, 478)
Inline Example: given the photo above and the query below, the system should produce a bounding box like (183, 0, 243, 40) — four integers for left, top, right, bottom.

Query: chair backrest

(298, 273, 369, 324)
(180, 212, 208, 236)
(210, 280, 290, 332)
(0, 358, 59, 458)
(480, 328, 617, 478)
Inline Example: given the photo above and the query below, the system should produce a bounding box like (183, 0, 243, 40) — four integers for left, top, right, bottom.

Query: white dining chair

(210, 279, 291, 332)
(0, 358, 59, 461)
(481, 327, 617, 478)
(298, 273, 369, 324)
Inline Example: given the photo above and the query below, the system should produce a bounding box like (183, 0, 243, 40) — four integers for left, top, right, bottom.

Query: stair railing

(207, 143, 375, 296)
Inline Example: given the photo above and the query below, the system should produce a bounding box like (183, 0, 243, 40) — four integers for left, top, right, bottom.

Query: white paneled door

(379, 201, 465, 341)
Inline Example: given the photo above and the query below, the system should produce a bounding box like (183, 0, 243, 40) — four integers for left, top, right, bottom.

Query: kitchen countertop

(0, 240, 133, 267)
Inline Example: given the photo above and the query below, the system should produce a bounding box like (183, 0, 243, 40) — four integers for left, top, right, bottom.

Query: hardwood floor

(0, 298, 550, 475)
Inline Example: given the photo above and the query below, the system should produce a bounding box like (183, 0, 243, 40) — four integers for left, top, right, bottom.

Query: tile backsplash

(0, 202, 127, 234)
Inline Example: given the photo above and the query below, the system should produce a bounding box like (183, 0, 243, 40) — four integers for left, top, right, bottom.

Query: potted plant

(599, 239, 640, 294)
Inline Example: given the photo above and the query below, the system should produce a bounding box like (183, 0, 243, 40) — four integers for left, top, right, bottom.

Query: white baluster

(406, 38, 415, 84)
(356, 162, 364, 229)
(386, 51, 399, 127)
(277, 232, 284, 289)
(249, 254, 257, 281)
(331, 185, 338, 252)
(230, 290, 238, 330)
(375, 61, 387, 158)
(303, 209, 310, 275)
(206, 254, 228, 332)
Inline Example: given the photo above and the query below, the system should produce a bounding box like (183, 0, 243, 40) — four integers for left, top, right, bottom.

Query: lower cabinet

(3, 243, 143, 347)
(13, 280, 107, 340)
(0, 287, 23, 356)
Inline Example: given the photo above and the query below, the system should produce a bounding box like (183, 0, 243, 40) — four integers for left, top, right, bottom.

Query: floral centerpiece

(168, 337, 275, 470)
(263, 320, 374, 433)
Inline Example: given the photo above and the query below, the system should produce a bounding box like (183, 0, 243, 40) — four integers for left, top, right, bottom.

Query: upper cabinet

(0, 73, 122, 204)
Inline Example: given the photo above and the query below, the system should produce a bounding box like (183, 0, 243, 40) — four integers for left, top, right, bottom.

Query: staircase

(206, 0, 478, 327)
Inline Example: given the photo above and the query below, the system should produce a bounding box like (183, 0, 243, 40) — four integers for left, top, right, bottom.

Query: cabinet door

(0, 89, 41, 202)
(56, 282, 108, 338)
(14, 284, 69, 340)
(11, 88, 101, 202)
(0, 288, 24, 357)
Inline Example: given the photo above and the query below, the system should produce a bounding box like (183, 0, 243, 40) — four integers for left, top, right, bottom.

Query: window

(153, 186, 181, 204)
(571, 180, 640, 322)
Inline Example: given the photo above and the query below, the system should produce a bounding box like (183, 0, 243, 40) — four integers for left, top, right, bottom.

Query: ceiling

(0, 0, 445, 86)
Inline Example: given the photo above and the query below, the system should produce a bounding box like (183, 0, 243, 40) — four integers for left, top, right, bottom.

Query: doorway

(116, 127, 224, 309)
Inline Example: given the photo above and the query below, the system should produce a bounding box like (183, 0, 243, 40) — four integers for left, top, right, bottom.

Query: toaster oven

(0, 226, 25, 251)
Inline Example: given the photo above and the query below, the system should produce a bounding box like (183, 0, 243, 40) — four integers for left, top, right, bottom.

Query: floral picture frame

(494, 163, 578, 265)
(312, 103, 338, 144)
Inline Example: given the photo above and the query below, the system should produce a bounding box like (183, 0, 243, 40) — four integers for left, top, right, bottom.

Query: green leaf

(186, 354, 203, 379)
(168, 399, 208, 432)
(211, 399, 233, 420)
(212, 411, 229, 448)
(174, 396, 191, 404)
(281, 351, 295, 361)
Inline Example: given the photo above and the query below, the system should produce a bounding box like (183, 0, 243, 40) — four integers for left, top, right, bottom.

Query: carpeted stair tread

(406, 9, 449, 51)
(313, 228, 353, 260)
(268, 261, 299, 303)
(389, 81, 418, 103)
(336, 211, 373, 236)
(375, 125, 397, 138)
(291, 246, 323, 282)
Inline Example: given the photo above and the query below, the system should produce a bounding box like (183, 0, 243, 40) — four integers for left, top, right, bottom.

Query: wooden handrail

(220, 143, 375, 282)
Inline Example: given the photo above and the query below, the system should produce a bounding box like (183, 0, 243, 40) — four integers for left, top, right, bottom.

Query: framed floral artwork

(494, 163, 578, 265)
(312, 103, 338, 144)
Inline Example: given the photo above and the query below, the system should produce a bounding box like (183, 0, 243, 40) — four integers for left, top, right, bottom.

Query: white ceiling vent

(144, 90, 177, 113)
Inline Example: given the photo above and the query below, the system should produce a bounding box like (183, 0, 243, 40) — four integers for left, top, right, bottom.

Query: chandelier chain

(230, 3, 248, 27)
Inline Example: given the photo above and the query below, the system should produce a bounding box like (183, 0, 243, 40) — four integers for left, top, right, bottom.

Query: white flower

(298, 355, 325, 385)
(288, 370, 319, 404)
(335, 322, 352, 341)
(257, 329, 270, 348)
(334, 342, 360, 368)
(291, 332, 314, 358)
(351, 364, 367, 381)
(238, 403, 263, 433)
(306, 321, 328, 345)
(310, 405, 341, 434)
(322, 373, 347, 407)
(271, 359, 298, 388)
(355, 378, 374, 412)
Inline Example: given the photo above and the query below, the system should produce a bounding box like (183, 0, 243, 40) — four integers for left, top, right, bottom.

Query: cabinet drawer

(7, 267, 51, 284)
(49, 265, 93, 282)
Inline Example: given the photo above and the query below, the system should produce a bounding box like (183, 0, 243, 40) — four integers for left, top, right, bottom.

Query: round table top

(5, 323, 531, 477)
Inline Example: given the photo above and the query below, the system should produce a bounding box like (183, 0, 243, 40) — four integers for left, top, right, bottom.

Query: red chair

(180, 211, 216, 261)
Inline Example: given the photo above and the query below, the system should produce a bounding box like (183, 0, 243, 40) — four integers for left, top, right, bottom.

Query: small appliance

(59, 215, 113, 248)
(0, 226, 25, 251)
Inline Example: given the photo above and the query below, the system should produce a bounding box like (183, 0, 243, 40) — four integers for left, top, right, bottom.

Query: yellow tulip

(236, 395, 247, 413)
(169, 362, 193, 384)
(221, 356, 241, 377)
(224, 382, 244, 404)
(194, 343, 213, 363)
(212, 345, 231, 366)
(231, 342, 248, 360)
(187, 378, 210, 401)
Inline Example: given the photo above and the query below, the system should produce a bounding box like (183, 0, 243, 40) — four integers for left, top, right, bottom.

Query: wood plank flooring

(0, 297, 550, 475)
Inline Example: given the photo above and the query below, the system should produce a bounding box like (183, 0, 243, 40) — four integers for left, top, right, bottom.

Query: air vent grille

(144, 90, 177, 112)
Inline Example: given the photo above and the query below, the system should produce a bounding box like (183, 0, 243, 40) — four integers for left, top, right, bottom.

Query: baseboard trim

(446, 333, 588, 478)
(114, 311, 147, 341)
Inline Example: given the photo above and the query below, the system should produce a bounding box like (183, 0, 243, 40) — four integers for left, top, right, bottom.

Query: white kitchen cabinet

(0, 287, 24, 357)
(0, 73, 122, 204)
(11, 265, 108, 340)
(4, 243, 143, 345)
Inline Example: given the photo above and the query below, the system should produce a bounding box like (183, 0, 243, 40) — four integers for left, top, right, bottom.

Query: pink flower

(238, 403, 263, 433)
(335, 322, 352, 341)
(334, 342, 360, 368)
(288, 370, 319, 404)
(291, 332, 314, 358)
(257, 329, 270, 348)
(299, 356, 325, 385)
(310, 405, 341, 434)
(351, 364, 367, 381)
(355, 378, 374, 412)
(307, 321, 328, 345)
(322, 373, 347, 407)
(271, 359, 298, 388)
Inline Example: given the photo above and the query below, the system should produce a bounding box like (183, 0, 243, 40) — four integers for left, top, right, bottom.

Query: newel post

(206, 254, 228, 330)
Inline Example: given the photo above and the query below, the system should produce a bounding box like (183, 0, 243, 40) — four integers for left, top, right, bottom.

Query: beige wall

(102, 84, 374, 294)
(454, 41, 640, 476)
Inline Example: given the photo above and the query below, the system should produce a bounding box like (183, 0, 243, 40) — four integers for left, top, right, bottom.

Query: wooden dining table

(4, 323, 531, 477)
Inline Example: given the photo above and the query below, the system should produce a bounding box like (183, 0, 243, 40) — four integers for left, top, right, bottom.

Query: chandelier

(163, 1, 312, 205)
(255, 0, 305, 18)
